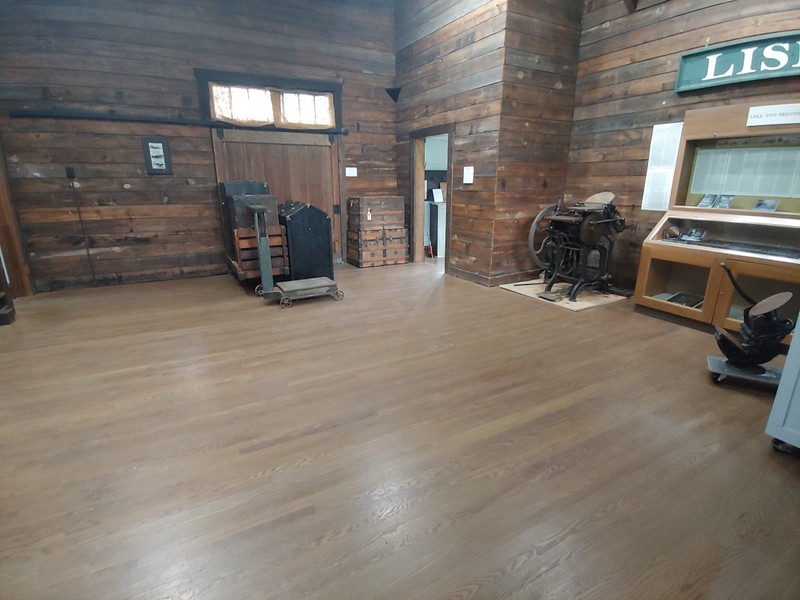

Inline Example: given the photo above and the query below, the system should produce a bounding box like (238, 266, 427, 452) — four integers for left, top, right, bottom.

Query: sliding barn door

(212, 130, 342, 258)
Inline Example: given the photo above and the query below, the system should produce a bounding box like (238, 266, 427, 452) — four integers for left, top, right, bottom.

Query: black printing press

(528, 192, 626, 302)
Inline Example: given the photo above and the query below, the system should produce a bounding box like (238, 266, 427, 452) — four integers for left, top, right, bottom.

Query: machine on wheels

(528, 191, 627, 302)
(708, 263, 794, 385)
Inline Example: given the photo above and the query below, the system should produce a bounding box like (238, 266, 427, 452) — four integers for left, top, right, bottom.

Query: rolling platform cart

(251, 204, 343, 308)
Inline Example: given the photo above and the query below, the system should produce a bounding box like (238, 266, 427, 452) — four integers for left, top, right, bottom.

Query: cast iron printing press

(528, 191, 627, 302)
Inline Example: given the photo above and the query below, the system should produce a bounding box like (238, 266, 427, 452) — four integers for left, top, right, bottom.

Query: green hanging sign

(676, 31, 800, 93)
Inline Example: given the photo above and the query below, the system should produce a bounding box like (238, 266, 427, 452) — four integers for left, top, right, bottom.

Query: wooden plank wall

(570, 0, 800, 288)
(395, 0, 508, 284)
(0, 0, 397, 292)
(495, 0, 582, 280)
(396, 0, 582, 285)
(2, 120, 222, 290)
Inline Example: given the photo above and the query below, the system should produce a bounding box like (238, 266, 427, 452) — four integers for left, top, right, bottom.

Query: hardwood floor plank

(1, 263, 798, 599)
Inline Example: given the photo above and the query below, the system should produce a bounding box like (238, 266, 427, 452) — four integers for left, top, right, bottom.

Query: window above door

(195, 68, 342, 132)
(209, 83, 334, 129)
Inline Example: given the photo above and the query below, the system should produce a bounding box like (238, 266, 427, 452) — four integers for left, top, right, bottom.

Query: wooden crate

(346, 227, 407, 268)
(347, 196, 405, 230)
(230, 225, 288, 280)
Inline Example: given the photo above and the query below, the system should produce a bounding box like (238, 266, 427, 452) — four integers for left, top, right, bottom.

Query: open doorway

(410, 126, 453, 271)
(424, 134, 448, 264)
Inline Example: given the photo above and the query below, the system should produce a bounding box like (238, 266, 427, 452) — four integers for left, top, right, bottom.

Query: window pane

(210, 83, 273, 126)
(278, 92, 333, 127)
(298, 94, 316, 122)
(314, 95, 333, 127)
(211, 84, 234, 119)
(231, 87, 271, 122)
(281, 93, 301, 124)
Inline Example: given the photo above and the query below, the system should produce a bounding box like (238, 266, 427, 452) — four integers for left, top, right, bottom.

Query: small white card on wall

(345, 167, 358, 177)
(463, 166, 474, 184)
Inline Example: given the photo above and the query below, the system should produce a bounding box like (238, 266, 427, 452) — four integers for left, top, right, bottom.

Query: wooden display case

(634, 102, 800, 329)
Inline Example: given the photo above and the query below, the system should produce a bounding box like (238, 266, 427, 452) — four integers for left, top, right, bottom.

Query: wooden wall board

(396, 0, 508, 278)
(2, 117, 225, 292)
(3, 0, 796, 291)
(507, 0, 583, 28)
(5, 3, 394, 64)
(568, 0, 800, 288)
(396, 0, 580, 283)
(580, 9, 800, 78)
(397, 25, 507, 84)
(492, 0, 581, 281)
(581, 0, 794, 48)
(399, 94, 503, 134)
(0, 0, 398, 291)
(395, 0, 499, 51)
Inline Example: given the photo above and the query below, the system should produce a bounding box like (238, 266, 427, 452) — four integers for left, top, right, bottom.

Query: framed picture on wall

(142, 136, 172, 175)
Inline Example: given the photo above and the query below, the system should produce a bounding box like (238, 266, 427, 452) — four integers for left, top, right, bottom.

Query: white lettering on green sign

(676, 33, 800, 92)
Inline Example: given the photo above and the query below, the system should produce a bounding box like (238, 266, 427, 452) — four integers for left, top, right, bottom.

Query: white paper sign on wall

(642, 122, 684, 211)
(463, 166, 474, 184)
(747, 104, 800, 127)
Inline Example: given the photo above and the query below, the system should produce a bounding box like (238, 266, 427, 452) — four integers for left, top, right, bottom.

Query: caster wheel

(255, 284, 263, 297)
(279, 297, 292, 308)
(334, 289, 344, 301)
(772, 438, 800, 456)
(710, 372, 725, 385)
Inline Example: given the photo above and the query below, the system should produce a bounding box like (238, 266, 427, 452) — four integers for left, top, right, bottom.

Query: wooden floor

(1, 263, 798, 600)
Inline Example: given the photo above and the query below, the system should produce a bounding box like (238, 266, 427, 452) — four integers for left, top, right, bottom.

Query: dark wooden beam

(0, 142, 32, 297)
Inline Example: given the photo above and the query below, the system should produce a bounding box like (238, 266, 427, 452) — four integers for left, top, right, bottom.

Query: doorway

(410, 126, 453, 271)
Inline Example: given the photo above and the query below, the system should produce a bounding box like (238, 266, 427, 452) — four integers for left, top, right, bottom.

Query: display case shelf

(645, 211, 800, 263)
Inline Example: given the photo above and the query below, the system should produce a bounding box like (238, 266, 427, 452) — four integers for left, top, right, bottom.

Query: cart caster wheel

(279, 297, 292, 308)
(255, 284, 263, 297)
(710, 372, 725, 385)
(334, 289, 344, 301)
(772, 438, 800, 457)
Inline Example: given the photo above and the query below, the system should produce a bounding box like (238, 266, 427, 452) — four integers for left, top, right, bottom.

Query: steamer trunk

(346, 205, 408, 267)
